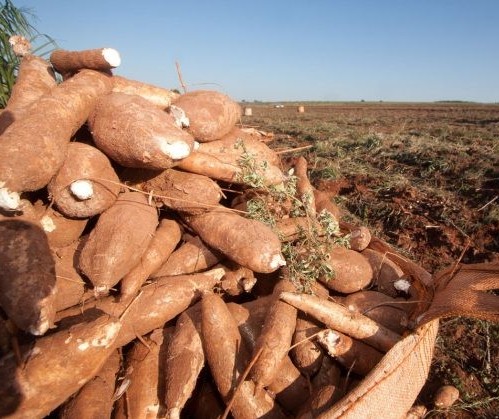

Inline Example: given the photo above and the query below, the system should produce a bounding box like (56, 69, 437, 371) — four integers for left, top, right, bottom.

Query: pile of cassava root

(0, 42, 433, 418)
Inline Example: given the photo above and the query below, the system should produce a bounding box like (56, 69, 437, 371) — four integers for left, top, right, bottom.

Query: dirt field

(242, 102, 498, 418)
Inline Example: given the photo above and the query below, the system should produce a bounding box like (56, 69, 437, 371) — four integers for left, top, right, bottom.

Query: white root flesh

(393, 278, 411, 293)
(0, 184, 20, 210)
(157, 137, 192, 160)
(101, 48, 121, 67)
(270, 254, 287, 270)
(70, 180, 94, 200)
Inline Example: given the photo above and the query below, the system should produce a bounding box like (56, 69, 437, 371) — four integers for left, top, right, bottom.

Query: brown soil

(243, 102, 499, 418)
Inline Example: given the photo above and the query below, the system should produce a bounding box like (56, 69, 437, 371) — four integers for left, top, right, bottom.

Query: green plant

(363, 133, 382, 150)
(0, 0, 57, 107)
(234, 138, 270, 188)
(238, 145, 350, 291)
(246, 197, 277, 228)
(483, 203, 499, 225)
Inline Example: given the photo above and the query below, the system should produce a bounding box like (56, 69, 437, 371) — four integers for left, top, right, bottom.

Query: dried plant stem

(118, 290, 143, 321)
(90, 177, 248, 215)
(288, 329, 325, 352)
(446, 239, 471, 286)
(477, 195, 497, 211)
(176, 61, 187, 93)
(220, 346, 264, 419)
(275, 145, 313, 154)
(55, 275, 86, 285)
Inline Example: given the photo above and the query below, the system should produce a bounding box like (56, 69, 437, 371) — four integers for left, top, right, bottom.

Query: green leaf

(0, 0, 57, 108)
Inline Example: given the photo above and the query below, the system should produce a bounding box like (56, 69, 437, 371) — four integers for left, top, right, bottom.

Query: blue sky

(15, 0, 499, 102)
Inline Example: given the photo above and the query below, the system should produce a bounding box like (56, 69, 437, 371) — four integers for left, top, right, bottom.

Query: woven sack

(317, 240, 499, 419)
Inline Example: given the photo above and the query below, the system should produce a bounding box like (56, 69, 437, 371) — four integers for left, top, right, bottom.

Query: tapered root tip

(27, 296, 55, 336)
(279, 291, 298, 305)
(0, 186, 20, 210)
(166, 408, 180, 419)
(28, 318, 50, 336)
(70, 180, 94, 200)
(102, 48, 121, 67)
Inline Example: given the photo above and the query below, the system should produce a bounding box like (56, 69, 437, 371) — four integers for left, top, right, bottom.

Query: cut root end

(317, 329, 341, 356)
(0, 186, 21, 211)
(70, 180, 94, 200)
(94, 285, 110, 298)
(102, 48, 121, 67)
(270, 253, 287, 270)
(157, 138, 192, 160)
(394, 279, 411, 294)
(9, 35, 31, 57)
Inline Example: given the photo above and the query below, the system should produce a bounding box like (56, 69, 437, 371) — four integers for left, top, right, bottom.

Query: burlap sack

(415, 262, 499, 326)
(319, 320, 439, 418)
(317, 241, 499, 419)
